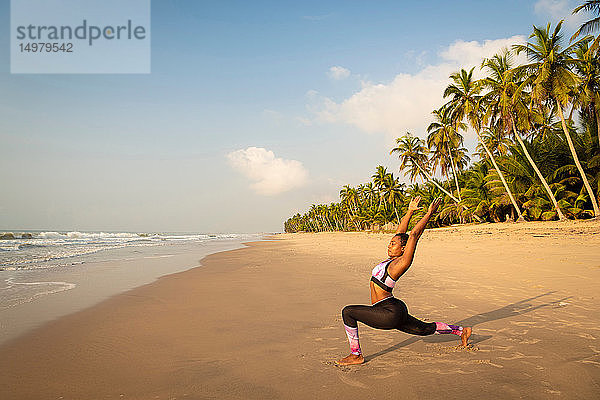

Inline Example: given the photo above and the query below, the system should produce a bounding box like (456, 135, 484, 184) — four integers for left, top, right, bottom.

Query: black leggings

(342, 297, 436, 336)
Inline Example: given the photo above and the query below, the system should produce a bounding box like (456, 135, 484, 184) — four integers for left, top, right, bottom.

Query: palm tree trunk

(511, 120, 567, 221)
(414, 162, 460, 203)
(474, 127, 525, 222)
(595, 101, 600, 147)
(377, 194, 384, 212)
(446, 142, 462, 201)
(350, 201, 361, 230)
(446, 143, 464, 223)
(322, 215, 332, 231)
(556, 100, 600, 217)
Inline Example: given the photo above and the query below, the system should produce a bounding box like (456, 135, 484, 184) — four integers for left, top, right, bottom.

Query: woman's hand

(408, 196, 422, 211)
(428, 196, 443, 213)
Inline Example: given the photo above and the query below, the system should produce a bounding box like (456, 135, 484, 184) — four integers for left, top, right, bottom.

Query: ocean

(0, 231, 256, 271)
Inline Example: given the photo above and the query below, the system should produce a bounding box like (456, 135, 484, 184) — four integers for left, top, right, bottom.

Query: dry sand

(1, 220, 599, 399)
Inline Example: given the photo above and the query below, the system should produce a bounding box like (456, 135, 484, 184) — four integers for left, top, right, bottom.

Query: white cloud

(534, 0, 586, 30)
(328, 66, 351, 80)
(311, 36, 526, 143)
(227, 147, 309, 196)
(440, 37, 528, 72)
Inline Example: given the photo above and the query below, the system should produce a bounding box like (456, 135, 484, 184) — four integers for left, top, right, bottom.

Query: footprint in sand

(577, 360, 600, 366)
(318, 326, 339, 330)
(509, 321, 536, 326)
(422, 368, 473, 375)
(519, 338, 541, 345)
(472, 359, 503, 368)
(476, 344, 513, 353)
(542, 381, 561, 395)
(578, 333, 596, 340)
(371, 371, 400, 379)
(498, 352, 542, 361)
(337, 373, 370, 388)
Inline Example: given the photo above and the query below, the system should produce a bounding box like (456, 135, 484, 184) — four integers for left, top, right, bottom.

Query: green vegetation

(284, 8, 600, 232)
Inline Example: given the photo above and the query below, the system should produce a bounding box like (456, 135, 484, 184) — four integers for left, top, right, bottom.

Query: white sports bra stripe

(371, 259, 397, 290)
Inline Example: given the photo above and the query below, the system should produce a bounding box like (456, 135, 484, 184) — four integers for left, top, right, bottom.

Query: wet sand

(0, 239, 249, 345)
(1, 220, 599, 399)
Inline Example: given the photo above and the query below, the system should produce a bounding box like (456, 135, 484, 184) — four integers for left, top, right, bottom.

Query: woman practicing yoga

(337, 196, 472, 366)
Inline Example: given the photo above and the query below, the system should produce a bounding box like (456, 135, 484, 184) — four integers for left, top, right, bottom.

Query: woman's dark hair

(393, 233, 409, 246)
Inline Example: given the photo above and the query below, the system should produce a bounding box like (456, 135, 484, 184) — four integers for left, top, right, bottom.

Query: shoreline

(0, 237, 257, 346)
(1, 222, 599, 399)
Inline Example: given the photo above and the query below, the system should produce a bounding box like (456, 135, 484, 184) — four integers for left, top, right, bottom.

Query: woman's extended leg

(397, 314, 472, 346)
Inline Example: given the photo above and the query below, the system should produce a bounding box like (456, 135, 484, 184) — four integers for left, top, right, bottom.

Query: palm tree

(380, 173, 406, 223)
(427, 105, 467, 201)
(390, 133, 460, 202)
(340, 185, 361, 230)
(571, 1, 600, 49)
(476, 126, 513, 158)
(481, 50, 567, 220)
(459, 162, 496, 221)
(372, 165, 389, 213)
(572, 40, 600, 146)
(444, 67, 526, 221)
(514, 21, 600, 216)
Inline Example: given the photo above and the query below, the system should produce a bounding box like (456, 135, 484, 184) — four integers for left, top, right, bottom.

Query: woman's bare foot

(336, 354, 365, 366)
(461, 327, 472, 347)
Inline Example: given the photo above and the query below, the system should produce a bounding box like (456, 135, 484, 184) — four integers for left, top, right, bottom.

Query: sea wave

(0, 231, 259, 270)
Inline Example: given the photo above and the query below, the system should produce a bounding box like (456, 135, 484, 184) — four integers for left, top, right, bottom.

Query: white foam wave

(39, 231, 138, 240)
(1, 278, 77, 309)
(0, 232, 261, 270)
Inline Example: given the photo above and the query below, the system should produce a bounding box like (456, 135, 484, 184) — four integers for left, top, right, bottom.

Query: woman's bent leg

(341, 300, 406, 357)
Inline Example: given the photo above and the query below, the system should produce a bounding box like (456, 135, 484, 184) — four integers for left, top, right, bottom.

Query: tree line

(285, 3, 600, 233)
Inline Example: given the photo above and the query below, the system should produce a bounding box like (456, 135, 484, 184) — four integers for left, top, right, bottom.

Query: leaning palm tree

(481, 50, 567, 220)
(514, 21, 600, 217)
(390, 132, 460, 202)
(444, 67, 526, 221)
(427, 105, 467, 201)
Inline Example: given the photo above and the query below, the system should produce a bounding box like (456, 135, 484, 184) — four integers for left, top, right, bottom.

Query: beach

(1, 220, 600, 399)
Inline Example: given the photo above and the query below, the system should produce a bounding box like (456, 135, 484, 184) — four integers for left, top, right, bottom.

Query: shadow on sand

(365, 291, 571, 362)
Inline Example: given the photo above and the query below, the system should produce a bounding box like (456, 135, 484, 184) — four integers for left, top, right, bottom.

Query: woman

(337, 196, 472, 366)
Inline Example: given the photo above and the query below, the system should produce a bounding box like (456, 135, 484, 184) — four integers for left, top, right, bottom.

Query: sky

(0, 0, 593, 233)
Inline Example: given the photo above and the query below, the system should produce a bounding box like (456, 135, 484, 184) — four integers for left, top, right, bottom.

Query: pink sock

(344, 324, 362, 355)
(434, 322, 463, 336)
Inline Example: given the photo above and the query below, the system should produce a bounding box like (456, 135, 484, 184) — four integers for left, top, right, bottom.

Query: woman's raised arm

(395, 196, 422, 234)
(389, 197, 442, 278)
